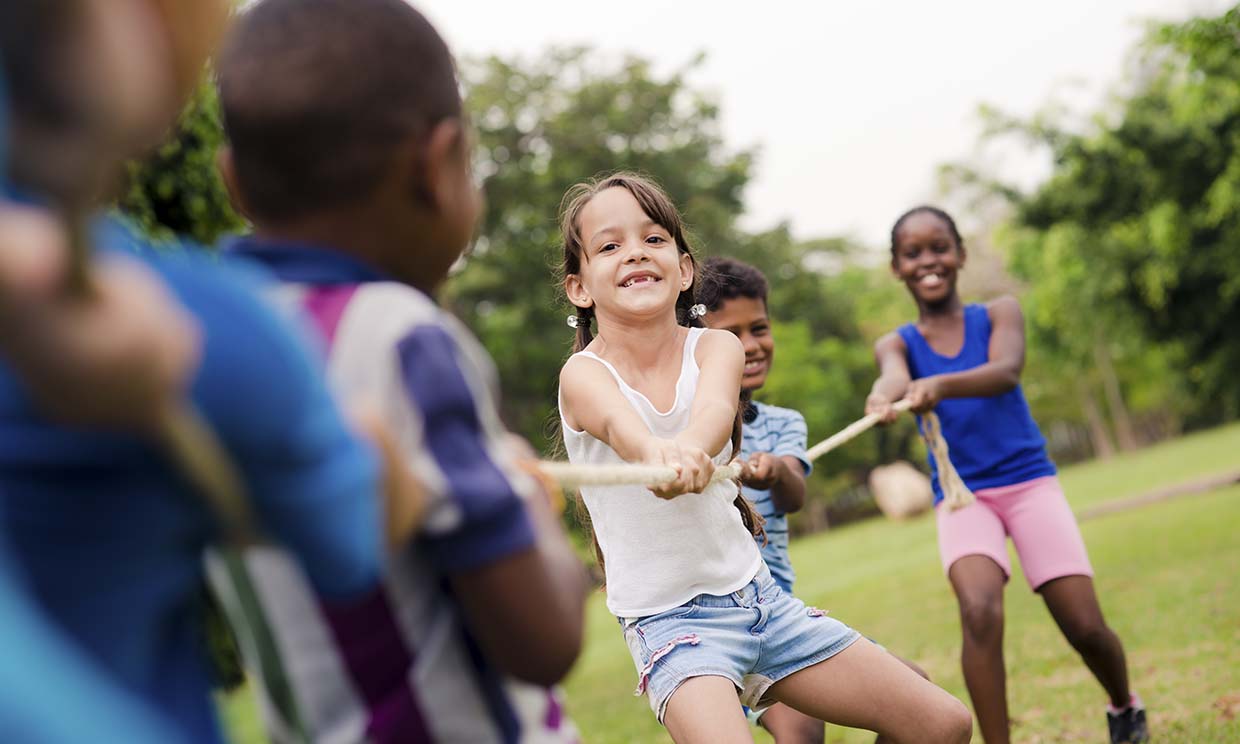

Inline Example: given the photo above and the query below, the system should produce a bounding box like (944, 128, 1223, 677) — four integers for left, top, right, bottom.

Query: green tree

(119, 78, 243, 246)
(447, 49, 754, 450)
(942, 6, 1240, 442)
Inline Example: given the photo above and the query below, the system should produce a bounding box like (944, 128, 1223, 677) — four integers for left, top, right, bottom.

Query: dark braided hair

(889, 205, 964, 256)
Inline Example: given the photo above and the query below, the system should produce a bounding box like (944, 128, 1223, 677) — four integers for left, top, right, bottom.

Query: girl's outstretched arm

(867, 332, 912, 423)
(561, 355, 658, 460)
(560, 355, 706, 497)
(680, 328, 745, 456)
(905, 296, 1026, 412)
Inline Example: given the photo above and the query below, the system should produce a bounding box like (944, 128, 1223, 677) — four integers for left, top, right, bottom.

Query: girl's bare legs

(762, 653, 930, 744)
(663, 675, 753, 744)
(1039, 575, 1131, 707)
(767, 638, 972, 744)
(759, 703, 823, 744)
(949, 555, 1009, 744)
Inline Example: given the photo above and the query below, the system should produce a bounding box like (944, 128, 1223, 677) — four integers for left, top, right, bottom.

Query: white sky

(424, 0, 1230, 247)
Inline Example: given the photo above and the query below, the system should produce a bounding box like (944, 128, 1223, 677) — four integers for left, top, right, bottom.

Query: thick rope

(917, 408, 974, 511)
(538, 461, 743, 491)
(804, 399, 914, 461)
(538, 398, 975, 511)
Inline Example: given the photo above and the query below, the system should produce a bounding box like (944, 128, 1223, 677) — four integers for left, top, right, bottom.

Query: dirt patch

(1215, 694, 1240, 722)
(1078, 469, 1240, 522)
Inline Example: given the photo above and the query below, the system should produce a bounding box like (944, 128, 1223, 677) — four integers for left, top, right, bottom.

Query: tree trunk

(1078, 380, 1116, 460)
(1093, 340, 1139, 451)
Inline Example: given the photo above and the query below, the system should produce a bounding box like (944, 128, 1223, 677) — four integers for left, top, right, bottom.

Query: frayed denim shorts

(619, 563, 860, 723)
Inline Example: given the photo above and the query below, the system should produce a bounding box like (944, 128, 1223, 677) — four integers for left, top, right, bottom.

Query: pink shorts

(936, 475, 1093, 591)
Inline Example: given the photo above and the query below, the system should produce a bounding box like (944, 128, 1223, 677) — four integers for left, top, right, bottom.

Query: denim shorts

(619, 563, 861, 723)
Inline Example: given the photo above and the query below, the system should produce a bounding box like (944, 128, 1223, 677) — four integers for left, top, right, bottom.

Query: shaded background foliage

(123, 6, 1240, 530)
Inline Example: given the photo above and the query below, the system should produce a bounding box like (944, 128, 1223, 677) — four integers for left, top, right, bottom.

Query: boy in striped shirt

(699, 257, 820, 741)
(701, 257, 931, 744)
(212, 1, 587, 741)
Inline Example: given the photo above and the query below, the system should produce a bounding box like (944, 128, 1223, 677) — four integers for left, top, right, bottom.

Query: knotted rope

(538, 398, 975, 511)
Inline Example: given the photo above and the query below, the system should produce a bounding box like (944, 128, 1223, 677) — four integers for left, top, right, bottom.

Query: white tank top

(560, 327, 764, 618)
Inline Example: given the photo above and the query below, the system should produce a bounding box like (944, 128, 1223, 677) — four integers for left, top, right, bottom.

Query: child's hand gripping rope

(538, 398, 974, 511)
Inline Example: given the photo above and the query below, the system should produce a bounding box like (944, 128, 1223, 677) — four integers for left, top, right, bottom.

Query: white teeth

(920, 274, 943, 287)
(621, 275, 657, 288)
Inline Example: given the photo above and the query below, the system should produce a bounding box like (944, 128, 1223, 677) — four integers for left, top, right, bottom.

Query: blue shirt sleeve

(770, 409, 812, 476)
(396, 325, 536, 573)
(149, 249, 383, 599)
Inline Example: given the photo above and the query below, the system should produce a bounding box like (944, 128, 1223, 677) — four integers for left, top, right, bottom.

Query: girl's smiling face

(565, 186, 693, 323)
(891, 210, 965, 306)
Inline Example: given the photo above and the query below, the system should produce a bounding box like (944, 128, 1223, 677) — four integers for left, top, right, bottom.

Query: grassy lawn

(221, 422, 1240, 742)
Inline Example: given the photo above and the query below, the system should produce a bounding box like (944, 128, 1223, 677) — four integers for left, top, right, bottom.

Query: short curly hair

(697, 256, 769, 313)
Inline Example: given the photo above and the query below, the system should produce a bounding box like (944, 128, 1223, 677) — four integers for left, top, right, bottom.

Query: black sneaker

(1107, 695, 1149, 744)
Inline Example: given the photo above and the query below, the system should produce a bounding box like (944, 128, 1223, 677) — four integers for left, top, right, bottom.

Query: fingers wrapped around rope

(537, 396, 974, 511)
(537, 460, 744, 491)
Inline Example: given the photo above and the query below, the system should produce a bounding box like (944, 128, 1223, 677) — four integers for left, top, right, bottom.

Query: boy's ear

(418, 117, 467, 212)
(216, 146, 253, 222)
(564, 274, 593, 310)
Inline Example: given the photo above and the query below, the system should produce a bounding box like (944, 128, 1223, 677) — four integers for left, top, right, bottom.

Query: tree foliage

(119, 78, 243, 246)
(944, 6, 1240, 436)
(447, 49, 753, 449)
(118, 7, 1240, 527)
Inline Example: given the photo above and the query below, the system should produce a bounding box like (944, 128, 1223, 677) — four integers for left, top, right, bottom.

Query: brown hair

(217, 0, 461, 222)
(556, 172, 764, 569)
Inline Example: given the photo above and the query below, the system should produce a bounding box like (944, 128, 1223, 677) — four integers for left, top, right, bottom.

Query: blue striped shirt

(740, 402, 812, 593)
(220, 238, 576, 744)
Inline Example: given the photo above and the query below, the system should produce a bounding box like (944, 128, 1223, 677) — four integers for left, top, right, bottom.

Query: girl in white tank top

(562, 325, 763, 617)
(554, 174, 973, 744)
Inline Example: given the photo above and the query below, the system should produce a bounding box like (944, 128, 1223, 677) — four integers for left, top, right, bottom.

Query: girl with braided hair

(867, 205, 1147, 744)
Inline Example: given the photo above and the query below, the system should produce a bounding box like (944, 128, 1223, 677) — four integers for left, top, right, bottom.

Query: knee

(784, 717, 823, 744)
(958, 595, 1003, 643)
(763, 708, 824, 744)
(926, 697, 973, 744)
(773, 719, 823, 744)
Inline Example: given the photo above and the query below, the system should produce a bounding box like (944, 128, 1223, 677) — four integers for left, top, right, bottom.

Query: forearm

(870, 371, 910, 402)
(600, 408, 659, 462)
(768, 459, 807, 513)
(452, 499, 587, 685)
(676, 398, 736, 455)
(526, 492, 590, 617)
(930, 360, 1020, 399)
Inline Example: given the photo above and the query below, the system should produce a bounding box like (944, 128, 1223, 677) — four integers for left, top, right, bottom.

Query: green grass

(221, 422, 1240, 742)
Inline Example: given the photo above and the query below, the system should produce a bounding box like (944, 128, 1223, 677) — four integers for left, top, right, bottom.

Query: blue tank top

(897, 304, 1055, 504)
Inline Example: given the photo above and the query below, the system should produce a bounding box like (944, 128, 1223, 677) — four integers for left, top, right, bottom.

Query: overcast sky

(423, 1, 1229, 247)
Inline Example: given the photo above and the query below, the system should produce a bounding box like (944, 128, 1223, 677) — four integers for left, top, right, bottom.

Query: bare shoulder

(559, 353, 610, 392)
(985, 295, 1024, 326)
(873, 330, 907, 355)
(696, 327, 745, 359)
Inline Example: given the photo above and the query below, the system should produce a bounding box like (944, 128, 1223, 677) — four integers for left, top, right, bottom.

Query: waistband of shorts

(688, 563, 772, 610)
